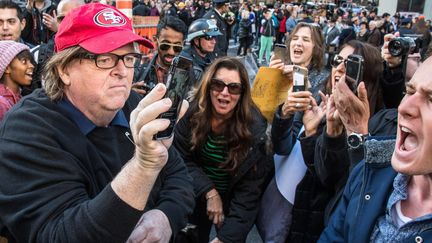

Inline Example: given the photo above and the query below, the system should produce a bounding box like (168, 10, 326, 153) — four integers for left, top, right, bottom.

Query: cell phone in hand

(273, 44, 287, 64)
(345, 54, 364, 94)
(154, 55, 193, 140)
(293, 65, 308, 92)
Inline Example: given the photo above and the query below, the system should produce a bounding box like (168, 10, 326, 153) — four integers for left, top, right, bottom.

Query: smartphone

(154, 55, 193, 140)
(273, 44, 287, 64)
(345, 54, 364, 93)
(293, 65, 308, 92)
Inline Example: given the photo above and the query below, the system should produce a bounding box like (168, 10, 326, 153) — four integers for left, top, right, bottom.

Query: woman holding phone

(256, 22, 330, 242)
(174, 57, 272, 243)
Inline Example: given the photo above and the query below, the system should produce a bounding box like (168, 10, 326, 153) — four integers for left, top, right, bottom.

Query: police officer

(182, 18, 222, 83)
(202, 0, 233, 56)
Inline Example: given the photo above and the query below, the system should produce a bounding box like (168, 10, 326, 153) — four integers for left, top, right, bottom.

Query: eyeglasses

(57, 15, 65, 22)
(331, 54, 347, 68)
(203, 35, 216, 40)
(81, 52, 142, 69)
(158, 42, 184, 53)
(210, 78, 243, 95)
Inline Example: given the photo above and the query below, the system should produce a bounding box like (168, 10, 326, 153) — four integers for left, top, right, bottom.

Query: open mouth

(293, 49, 303, 56)
(217, 98, 230, 107)
(1, 34, 13, 39)
(399, 126, 418, 152)
(334, 76, 341, 83)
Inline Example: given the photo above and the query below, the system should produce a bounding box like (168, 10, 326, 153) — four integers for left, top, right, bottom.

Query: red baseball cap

(55, 3, 154, 53)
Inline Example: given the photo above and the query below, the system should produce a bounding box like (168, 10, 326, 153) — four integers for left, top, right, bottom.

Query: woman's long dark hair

(189, 57, 255, 172)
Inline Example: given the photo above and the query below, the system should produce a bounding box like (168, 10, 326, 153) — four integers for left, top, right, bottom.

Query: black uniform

(203, 8, 228, 56)
(181, 45, 216, 84)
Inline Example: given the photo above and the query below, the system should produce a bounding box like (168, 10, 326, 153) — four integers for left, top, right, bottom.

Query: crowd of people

(1, 0, 432, 243)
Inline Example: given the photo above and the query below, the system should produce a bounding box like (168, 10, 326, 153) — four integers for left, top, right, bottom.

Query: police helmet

(187, 19, 222, 42)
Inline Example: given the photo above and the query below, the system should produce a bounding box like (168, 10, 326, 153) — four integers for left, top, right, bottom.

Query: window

(397, 0, 425, 13)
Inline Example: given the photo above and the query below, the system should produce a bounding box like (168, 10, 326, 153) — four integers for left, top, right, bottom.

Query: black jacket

(181, 46, 216, 85)
(0, 89, 195, 243)
(272, 108, 333, 243)
(203, 8, 228, 56)
(173, 104, 272, 243)
(238, 19, 252, 39)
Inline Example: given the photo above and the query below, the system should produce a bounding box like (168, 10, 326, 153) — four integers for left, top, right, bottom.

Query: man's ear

(56, 65, 71, 86)
(20, 18, 26, 31)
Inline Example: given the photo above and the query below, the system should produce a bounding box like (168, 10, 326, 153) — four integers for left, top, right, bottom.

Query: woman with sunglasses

(173, 57, 272, 243)
(257, 21, 330, 243)
(0, 41, 34, 121)
(315, 40, 400, 225)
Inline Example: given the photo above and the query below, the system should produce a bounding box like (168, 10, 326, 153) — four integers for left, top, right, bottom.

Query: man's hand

(382, 33, 401, 68)
(333, 76, 369, 135)
(43, 12, 58, 32)
(129, 83, 189, 170)
(126, 209, 172, 243)
(26, 0, 34, 11)
(206, 189, 224, 228)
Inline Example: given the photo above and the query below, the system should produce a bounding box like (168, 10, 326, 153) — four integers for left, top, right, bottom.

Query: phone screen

(154, 56, 192, 139)
(293, 66, 307, 92)
(274, 44, 287, 64)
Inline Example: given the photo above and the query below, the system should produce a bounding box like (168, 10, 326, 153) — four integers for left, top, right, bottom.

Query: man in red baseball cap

(0, 3, 195, 243)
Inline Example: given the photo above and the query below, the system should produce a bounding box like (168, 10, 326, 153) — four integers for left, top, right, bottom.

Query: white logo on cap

(94, 8, 127, 27)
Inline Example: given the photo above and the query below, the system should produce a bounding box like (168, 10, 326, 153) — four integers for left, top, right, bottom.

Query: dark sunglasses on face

(158, 42, 183, 53)
(203, 35, 216, 41)
(210, 78, 243, 95)
(331, 54, 348, 68)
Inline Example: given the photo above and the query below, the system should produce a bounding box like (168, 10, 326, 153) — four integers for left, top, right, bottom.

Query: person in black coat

(174, 57, 272, 243)
(203, 0, 233, 56)
(237, 10, 252, 56)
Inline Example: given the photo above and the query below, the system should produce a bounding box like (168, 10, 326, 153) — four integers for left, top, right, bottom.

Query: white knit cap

(0, 41, 30, 78)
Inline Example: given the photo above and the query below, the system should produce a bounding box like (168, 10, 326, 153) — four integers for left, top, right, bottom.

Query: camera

(388, 35, 423, 57)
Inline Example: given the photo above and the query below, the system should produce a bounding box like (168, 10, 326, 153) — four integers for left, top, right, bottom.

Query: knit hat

(0, 41, 30, 78)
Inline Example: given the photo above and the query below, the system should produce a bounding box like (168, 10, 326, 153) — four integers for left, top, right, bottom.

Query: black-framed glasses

(82, 52, 142, 69)
(158, 42, 184, 53)
(210, 78, 243, 95)
(203, 35, 216, 40)
(331, 54, 347, 68)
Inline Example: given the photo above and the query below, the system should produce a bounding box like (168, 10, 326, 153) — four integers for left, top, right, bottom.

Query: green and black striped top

(201, 133, 230, 193)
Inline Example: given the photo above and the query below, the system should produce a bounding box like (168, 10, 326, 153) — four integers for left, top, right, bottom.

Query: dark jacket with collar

(318, 139, 432, 243)
(181, 45, 215, 84)
(203, 8, 228, 56)
(173, 103, 273, 243)
(0, 89, 195, 242)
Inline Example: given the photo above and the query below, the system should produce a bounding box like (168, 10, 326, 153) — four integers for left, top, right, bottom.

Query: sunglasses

(158, 42, 183, 53)
(331, 54, 347, 68)
(203, 35, 216, 41)
(210, 78, 243, 95)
